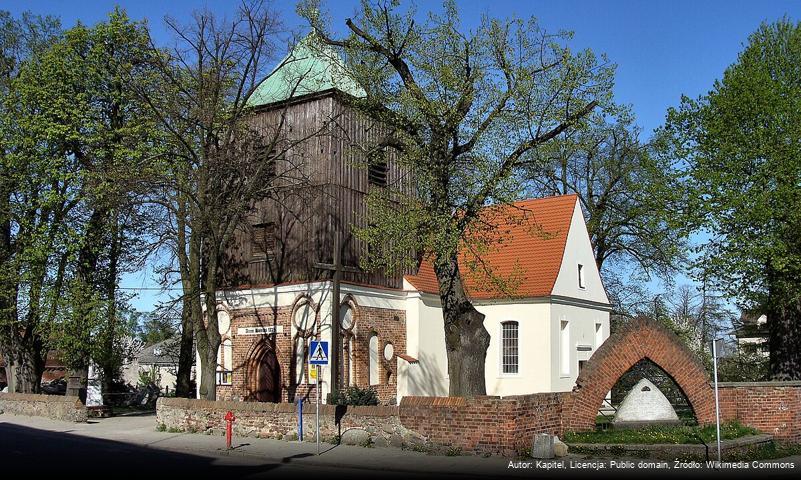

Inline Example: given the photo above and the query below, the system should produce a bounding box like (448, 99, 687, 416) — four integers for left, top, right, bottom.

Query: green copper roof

(247, 34, 366, 107)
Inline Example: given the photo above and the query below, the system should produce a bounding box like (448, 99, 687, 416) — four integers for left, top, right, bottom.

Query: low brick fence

(399, 393, 566, 456)
(718, 381, 801, 443)
(157, 382, 801, 456)
(0, 392, 88, 423)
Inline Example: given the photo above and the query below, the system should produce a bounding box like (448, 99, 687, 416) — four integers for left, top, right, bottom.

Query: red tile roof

(404, 194, 578, 300)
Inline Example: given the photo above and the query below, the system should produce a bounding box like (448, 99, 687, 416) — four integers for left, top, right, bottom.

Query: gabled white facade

(399, 198, 611, 399)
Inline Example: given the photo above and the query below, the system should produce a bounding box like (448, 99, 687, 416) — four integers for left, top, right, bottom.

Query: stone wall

(0, 393, 87, 422)
(157, 392, 565, 456)
(718, 381, 801, 443)
(156, 397, 426, 448)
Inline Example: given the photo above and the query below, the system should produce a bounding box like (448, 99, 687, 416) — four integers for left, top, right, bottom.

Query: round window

(383, 342, 394, 361)
(340, 305, 354, 331)
(293, 301, 315, 332)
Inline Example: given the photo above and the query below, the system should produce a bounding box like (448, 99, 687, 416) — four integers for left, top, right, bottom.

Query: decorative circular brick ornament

(383, 342, 394, 361)
(340, 306, 354, 330)
(293, 300, 315, 334)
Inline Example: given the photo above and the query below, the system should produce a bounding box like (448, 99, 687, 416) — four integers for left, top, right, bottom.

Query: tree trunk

(174, 302, 196, 397)
(768, 297, 801, 380)
(434, 253, 491, 396)
(11, 345, 45, 393)
(174, 199, 196, 398)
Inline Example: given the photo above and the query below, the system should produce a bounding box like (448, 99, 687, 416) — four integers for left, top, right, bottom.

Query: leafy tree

(1, 10, 160, 395)
(137, 1, 315, 399)
(661, 19, 801, 379)
(0, 11, 65, 393)
(524, 108, 688, 316)
(135, 310, 178, 346)
(303, 0, 614, 395)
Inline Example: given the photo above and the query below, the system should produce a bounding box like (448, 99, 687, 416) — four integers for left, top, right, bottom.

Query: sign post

(712, 336, 722, 465)
(309, 340, 329, 456)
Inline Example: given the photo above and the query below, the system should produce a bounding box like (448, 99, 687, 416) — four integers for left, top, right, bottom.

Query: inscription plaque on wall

(236, 325, 284, 335)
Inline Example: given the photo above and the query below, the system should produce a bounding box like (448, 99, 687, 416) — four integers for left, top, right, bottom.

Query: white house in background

(400, 194, 611, 398)
(734, 311, 769, 357)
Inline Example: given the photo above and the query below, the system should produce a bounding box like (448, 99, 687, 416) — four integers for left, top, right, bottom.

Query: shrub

(327, 386, 379, 406)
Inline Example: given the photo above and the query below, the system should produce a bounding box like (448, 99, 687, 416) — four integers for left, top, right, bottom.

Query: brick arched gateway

(563, 316, 716, 432)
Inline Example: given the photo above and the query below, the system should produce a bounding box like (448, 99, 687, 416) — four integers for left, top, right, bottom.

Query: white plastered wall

(480, 301, 552, 396)
(549, 302, 609, 392)
(551, 198, 610, 305)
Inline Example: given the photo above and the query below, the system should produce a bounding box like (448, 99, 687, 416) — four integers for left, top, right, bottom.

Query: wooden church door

(254, 348, 281, 402)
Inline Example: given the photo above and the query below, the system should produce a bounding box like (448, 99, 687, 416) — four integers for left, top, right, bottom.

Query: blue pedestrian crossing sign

(309, 340, 329, 366)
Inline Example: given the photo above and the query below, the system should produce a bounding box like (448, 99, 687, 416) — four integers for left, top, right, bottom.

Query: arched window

(339, 304, 355, 386)
(368, 333, 379, 385)
(216, 339, 233, 385)
(501, 321, 519, 374)
(223, 340, 233, 372)
(294, 336, 307, 385)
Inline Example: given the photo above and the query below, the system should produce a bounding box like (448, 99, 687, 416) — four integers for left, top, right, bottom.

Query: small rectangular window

(578, 264, 586, 289)
(501, 321, 519, 374)
(252, 222, 276, 257)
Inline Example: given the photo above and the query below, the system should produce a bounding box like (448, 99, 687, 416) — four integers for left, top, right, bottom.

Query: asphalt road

(0, 421, 451, 479)
(1, 414, 798, 479)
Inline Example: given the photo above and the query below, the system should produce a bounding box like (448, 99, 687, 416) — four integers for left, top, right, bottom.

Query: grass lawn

(564, 421, 760, 445)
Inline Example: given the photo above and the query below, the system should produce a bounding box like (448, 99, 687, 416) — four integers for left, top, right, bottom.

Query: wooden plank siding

(220, 91, 415, 291)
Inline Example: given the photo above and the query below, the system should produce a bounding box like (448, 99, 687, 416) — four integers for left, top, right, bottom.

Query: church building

(205, 37, 611, 404)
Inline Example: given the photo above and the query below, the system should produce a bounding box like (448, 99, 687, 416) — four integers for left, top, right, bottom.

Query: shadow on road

(0, 422, 276, 479)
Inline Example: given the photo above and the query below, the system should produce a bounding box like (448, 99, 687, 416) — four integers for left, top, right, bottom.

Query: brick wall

(0, 393, 88, 422)
(218, 296, 405, 405)
(346, 302, 405, 403)
(718, 381, 801, 443)
(563, 316, 716, 432)
(399, 393, 567, 456)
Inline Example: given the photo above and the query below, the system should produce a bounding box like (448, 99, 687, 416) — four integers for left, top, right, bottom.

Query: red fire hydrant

(224, 410, 236, 450)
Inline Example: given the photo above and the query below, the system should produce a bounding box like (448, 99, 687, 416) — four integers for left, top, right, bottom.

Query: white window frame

(560, 319, 571, 377)
(578, 264, 586, 289)
(498, 321, 520, 376)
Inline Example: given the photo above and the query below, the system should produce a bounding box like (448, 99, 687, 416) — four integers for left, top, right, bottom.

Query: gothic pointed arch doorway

(245, 340, 281, 402)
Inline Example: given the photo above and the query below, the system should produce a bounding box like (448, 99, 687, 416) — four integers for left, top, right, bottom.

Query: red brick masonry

(156, 316, 801, 455)
(718, 381, 801, 443)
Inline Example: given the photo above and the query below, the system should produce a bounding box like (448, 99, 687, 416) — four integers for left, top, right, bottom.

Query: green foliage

(661, 18, 801, 310)
(135, 311, 178, 346)
(302, 0, 614, 283)
(327, 386, 380, 406)
(660, 18, 801, 379)
(137, 367, 159, 388)
(718, 350, 770, 382)
(0, 8, 163, 390)
(564, 421, 759, 445)
(526, 107, 688, 283)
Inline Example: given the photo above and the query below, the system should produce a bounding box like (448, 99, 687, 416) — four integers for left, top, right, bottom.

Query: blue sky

(4, 1, 801, 311)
